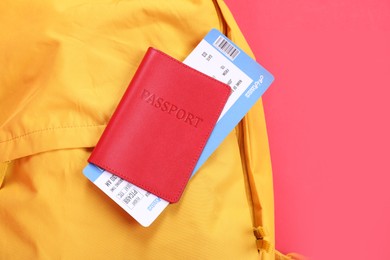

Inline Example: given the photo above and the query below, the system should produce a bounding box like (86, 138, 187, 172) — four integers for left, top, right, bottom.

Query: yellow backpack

(0, 0, 300, 259)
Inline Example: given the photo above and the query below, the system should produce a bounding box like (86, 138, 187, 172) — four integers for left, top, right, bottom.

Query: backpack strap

(239, 118, 305, 259)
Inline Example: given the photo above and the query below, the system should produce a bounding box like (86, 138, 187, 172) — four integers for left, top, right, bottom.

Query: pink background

(224, 0, 390, 259)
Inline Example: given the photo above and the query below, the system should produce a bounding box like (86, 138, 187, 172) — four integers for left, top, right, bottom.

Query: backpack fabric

(0, 0, 295, 259)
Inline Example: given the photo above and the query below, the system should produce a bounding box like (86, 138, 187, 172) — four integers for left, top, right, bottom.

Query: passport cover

(88, 47, 231, 203)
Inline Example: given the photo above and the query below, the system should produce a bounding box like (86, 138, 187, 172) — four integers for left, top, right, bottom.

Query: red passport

(88, 47, 231, 203)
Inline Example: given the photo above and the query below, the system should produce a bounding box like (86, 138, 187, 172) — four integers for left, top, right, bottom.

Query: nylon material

(212, 0, 228, 36)
(59, 1, 220, 61)
(0, 0, 275, 258)
(0, 162, 9, 188)
(245, 100, 274, 183)
(0, 2, 58, 133)
(233, 125, 257, 232)
(0, 144, 259, 259)
(164, 133, 259, 258)
(244, 100, 276, 238)
(0, 124, 106, 162)
(242, 116, 264, 228)
(242, 105, 276, 259)
(236, 122, 257, 226)
(192, 132, 252, 231)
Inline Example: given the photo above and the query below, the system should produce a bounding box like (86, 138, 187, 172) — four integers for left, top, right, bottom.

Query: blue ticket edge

(84, 28, 274, 182)
(192, 28, 274, 173)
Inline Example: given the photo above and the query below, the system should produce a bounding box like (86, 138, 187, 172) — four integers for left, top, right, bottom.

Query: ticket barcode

(213, 36, 240, 60)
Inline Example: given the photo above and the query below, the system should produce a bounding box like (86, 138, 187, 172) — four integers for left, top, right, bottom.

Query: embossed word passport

(88, 47, 231, 205)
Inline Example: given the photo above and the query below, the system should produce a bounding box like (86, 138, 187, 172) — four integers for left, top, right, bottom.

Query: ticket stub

(83, 29, 274, 226)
